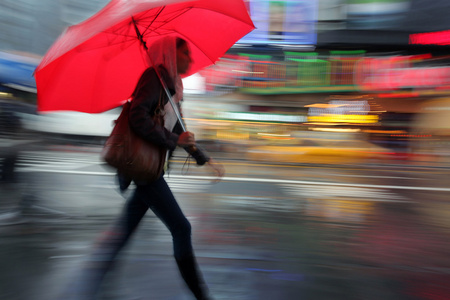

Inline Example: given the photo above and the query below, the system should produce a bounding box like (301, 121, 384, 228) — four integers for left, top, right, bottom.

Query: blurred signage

(307, 100, 378, 124)
(234, 50, 450, 94)
(308, 100, 371, 116)
(216, 111, 307, 123)
(346, 0, 411, 30)
(355, 57, 450, 91)
(239, 0, 317, 45)
(409, 30, 450, 46)
(307, 115, 379, 124)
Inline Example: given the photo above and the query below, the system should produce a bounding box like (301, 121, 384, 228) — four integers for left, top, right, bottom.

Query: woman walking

(65, 36, 224, 300)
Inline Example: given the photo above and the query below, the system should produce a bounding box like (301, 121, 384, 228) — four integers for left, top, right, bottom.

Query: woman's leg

(65, 189, 149, 300)
(90, 187, 149, 264)
(141, 176, 210, 300)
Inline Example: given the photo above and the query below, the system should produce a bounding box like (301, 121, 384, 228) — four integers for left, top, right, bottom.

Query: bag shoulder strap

(118, 101, 131, 121)
(154, 89, 165, 116)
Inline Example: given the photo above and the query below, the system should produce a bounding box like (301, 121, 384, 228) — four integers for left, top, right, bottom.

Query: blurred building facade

(0, 0, 107, 56)
(2, 0, 449, 57)
(199, 0, 450, 164)
(1, 0, 450, 164)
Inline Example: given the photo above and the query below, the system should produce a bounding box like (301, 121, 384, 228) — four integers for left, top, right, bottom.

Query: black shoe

(175, 255, 210, 300)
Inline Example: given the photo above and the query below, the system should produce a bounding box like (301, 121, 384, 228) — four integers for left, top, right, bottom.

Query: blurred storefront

(197, 42, 450, 164)
(411, 97, 450, 162)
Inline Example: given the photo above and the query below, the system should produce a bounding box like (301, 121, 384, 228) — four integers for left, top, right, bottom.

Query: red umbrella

(35, 0, 254, 113)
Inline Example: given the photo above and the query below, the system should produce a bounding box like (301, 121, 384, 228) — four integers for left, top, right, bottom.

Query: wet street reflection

(1, 145, 449, 300)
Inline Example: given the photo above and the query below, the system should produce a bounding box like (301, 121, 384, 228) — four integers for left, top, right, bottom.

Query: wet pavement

(1, 146, 450, 300)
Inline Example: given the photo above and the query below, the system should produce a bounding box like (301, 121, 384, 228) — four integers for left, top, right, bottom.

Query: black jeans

(99, 174, 194, 261)
(65, 174, 208, 300)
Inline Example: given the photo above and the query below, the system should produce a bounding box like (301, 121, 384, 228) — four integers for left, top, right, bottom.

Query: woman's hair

(176, 37, 187, 49)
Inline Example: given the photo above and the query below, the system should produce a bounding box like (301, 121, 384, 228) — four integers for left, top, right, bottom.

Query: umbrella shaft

(154, 66, 187, 132)
(158, 75, 197, 151)
(164, 81, 186, 132)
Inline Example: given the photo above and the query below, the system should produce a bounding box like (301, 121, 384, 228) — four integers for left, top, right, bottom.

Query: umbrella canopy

(35, 0, 254, 113)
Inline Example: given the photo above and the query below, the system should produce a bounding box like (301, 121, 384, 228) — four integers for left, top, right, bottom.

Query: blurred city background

(1, 1, 450, 300)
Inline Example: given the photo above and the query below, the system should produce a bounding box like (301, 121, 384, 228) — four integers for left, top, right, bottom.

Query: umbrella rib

(172, 29, 216, 64)
(100, 19, 150, 52)
(185, 7, 255, 63)
(140, 7, 192, 37)
(141, 6, 165, 36)
(143, 6, 253, 63)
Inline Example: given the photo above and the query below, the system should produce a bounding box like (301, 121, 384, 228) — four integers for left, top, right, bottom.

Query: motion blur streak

(2, 0, 450, 299)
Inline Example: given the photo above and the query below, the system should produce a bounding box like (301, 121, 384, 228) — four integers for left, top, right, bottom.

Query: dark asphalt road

(1, 147, 449, 300)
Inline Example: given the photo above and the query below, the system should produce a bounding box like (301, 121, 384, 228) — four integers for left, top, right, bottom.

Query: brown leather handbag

(101, 97, 166, 182)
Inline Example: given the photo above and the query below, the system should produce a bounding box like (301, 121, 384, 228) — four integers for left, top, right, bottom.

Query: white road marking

(13, 151, 449, 192)
(87, 178, 210, 193)
(280, 184, 408, 202)
(329, 173, 423, 180)
(15, 168, 450, 193)
(16, 151, 102, 170)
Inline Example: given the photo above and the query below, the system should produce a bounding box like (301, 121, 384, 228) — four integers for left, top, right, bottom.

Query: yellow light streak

(307, 115, 379, 124)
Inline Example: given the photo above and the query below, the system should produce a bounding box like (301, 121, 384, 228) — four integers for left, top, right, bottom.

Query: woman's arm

(129, 67, 179, 150)
(173, 121, 210, 165)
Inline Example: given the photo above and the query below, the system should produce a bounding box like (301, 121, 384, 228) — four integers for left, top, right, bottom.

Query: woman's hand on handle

(177, 131, 195, 147)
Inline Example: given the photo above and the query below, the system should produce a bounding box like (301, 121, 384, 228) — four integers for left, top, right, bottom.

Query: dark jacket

(129, 65, 210, 166)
